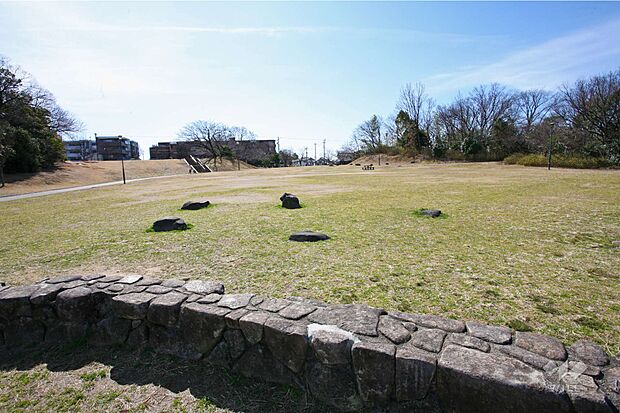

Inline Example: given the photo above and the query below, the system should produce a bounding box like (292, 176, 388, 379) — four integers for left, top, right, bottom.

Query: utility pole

(314, 142, 317, 165)
(304, 147, 308, 166)
(121, 158, 126, 184)
(323, 139, 326, 163)
(277, 137, 280, 153)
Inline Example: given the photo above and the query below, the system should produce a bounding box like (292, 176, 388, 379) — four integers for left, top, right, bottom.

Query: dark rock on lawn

(46, 321, 89, 344)
(153, 216, 188, 232)
(280, 193, 301, 209)
(289, 231, 330, 242)
(224, 329, 246, 360)
(419, 209, 442, 218)
(181, 200, 210, 210)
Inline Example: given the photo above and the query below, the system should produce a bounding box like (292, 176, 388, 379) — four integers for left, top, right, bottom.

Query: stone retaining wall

(0, 275, 618, 412)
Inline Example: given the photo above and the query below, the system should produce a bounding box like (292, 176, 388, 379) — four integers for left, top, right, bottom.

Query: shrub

(503, 153, 611, 169)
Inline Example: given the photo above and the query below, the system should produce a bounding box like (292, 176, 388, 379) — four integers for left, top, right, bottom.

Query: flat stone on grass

(289, 231, 330, 242)
(419, 209, 442, 218)
(181, 200, 210, 210)
(152, 216, 188, 232)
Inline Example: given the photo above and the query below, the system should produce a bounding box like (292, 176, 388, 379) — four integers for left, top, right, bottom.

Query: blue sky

(1, 2, 619, 158)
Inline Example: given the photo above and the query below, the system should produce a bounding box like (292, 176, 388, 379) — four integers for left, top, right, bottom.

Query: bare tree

(178, 120, 231, 168)
(230, 126, 256, 141)
(470, 83, 515, 145)
(554, 68, 620, 159)
(516, 89, 553, 133)
(397, 82, 435, 131)
(352, 114, 383, 152)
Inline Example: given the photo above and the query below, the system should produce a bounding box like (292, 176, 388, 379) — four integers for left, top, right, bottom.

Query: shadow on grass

(0, 342, 324, 413)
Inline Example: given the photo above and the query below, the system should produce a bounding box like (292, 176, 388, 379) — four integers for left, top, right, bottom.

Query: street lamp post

(547, 122, 556, 171)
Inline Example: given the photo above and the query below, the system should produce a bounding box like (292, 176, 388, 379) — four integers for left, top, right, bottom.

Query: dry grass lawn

(1, 161, 619, 411)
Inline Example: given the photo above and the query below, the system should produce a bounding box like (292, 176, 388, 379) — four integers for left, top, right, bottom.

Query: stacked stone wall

(0, 275, 618, 412)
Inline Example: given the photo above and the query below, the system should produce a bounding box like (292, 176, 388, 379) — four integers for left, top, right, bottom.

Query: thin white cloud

(425, 18, 620, 95)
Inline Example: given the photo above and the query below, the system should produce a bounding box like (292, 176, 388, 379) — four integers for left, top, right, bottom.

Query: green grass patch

(94, 390, 121, 406)
(507, 319, 534, 332)
(80, 369, 107, 383)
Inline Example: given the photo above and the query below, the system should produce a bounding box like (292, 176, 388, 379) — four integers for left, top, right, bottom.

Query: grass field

(1, 162, 619, 352)
(0, 160, 190, 196)
(1, 162, 619, 411)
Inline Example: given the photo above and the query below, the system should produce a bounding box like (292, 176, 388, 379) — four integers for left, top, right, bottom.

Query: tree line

(0, 57, 81, 185)
(344, 68, 620, 164)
